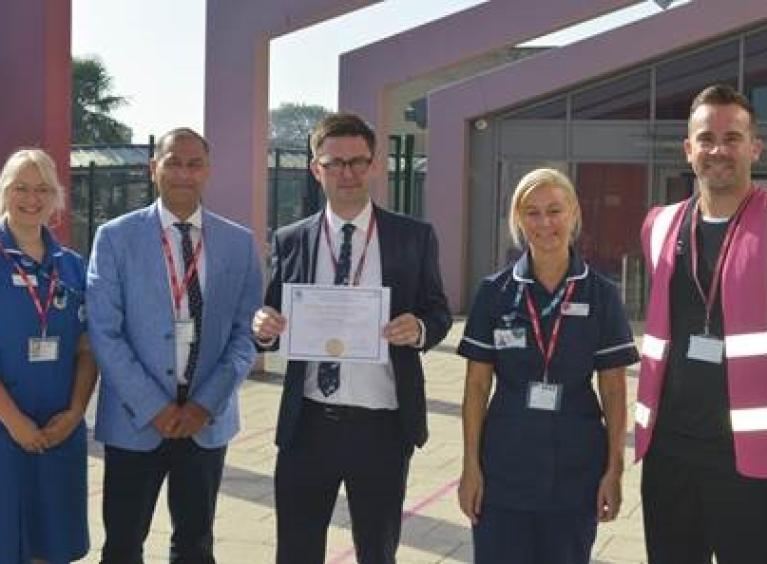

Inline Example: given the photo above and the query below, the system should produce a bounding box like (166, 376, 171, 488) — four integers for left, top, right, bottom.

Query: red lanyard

(524, 281, 576, 383)
(160, 229, 203, 315)
(322, 212, 376, 286)
(0, 240, 58, 336)
(689, 190, 752, 334)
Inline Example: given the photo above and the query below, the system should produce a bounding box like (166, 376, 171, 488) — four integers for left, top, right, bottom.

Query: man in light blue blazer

(86, 127, 261, 564)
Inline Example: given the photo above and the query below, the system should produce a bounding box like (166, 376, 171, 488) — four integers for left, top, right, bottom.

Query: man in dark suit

(253, 113, 452, 564)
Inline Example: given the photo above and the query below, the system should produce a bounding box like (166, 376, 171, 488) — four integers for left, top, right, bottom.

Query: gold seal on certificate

(325, 338, 345, 357)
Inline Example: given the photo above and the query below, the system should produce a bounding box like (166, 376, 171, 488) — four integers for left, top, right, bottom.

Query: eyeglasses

(10, 184, 57, 198)
(317, 156, 372, 175)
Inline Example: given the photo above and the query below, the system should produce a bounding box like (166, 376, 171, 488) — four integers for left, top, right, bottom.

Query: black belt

(302, 398, 397, 422)
(176, 384, 189, 405)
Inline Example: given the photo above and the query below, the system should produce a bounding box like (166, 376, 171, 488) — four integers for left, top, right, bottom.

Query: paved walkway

(81, 320, 647, 563)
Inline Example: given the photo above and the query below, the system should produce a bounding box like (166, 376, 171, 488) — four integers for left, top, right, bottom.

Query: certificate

(280, 283, 390, 363)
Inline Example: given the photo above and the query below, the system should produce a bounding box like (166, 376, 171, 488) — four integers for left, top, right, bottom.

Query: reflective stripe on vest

(725, 332, 767, 358)
(731, 407, 767, 432)
(636, 401, 652, 428)
(650, 202, 683, 270)
(641, 334, 668, 361)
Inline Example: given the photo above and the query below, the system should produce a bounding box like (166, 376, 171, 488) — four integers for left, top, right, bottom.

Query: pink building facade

(426, 0, 767, 310)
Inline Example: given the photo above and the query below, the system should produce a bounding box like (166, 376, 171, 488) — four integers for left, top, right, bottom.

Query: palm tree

(72, 56, 132, 144)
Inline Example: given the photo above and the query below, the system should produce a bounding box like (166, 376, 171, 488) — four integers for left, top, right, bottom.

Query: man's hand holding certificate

(252, 286, 424, 358)
(279, 283, 391, 363)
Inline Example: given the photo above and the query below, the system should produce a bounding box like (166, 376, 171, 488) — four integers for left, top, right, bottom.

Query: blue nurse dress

(0, 220, 89, 563)
(457, 250, 639, 563)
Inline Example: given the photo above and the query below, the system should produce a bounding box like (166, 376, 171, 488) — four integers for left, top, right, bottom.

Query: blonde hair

(508, 167, 581, 248)
(0, 149, 65, 218)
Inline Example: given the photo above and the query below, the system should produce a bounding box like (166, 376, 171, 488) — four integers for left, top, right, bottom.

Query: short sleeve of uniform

(594, 278, 639, 371)
(457, 279, 497, 364)
(63, 250, 88, 334)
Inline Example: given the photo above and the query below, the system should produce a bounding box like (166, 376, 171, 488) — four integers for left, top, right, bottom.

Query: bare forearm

(462, 361, 493, 470)
(598, 368, 627, 474)
(0, 380, 24, 428)
(0, 379, 47, 452)
(70, 335, 98, 417)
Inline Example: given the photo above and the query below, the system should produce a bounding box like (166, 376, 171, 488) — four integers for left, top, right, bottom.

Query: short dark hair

(155, 127, 210, 159)
(310, 113, 376, 157)
(689, 84, 757, 132)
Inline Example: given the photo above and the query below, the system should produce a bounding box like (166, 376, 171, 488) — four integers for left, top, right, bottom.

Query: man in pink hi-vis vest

(637, 84, 767, 564)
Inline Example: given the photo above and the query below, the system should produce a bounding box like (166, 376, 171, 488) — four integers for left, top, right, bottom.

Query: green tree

(269, 103, 330, 149)
(72, 56, 132, 144)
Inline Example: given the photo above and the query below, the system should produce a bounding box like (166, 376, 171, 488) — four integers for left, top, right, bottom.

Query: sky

(71, 0, 681, 143)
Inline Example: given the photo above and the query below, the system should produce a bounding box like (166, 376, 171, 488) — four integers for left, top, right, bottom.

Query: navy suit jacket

(264, 205, 451, 449)
(87, 202, 262, 450)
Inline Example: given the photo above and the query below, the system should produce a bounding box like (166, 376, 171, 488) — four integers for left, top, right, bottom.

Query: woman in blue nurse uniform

(457, 168, 639, 563)
(0, 149, 97, 563)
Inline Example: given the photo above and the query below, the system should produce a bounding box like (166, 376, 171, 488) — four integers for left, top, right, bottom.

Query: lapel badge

(53, 289, 67, 310)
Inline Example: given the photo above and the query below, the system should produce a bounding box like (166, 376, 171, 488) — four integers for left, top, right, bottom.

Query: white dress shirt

(303, 201, 398, 409)
(158, 199, 206, 384)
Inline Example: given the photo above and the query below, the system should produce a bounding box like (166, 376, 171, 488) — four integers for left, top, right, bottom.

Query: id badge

(28, 336, 59, 362)
(494, 327, 526, 349)
(12, 273, 37, 287)
(687, 334, 724, 364)
(175, 321, 196, 345)
(527, 381, 563, 411)
(562, 302, 589, 317)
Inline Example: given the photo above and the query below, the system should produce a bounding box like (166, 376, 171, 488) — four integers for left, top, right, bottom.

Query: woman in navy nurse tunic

(458, 168, 639, 564)
(0, 149, 97, 563)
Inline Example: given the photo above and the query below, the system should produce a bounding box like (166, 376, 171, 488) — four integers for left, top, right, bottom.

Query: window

(745, 28, 767, 120)
(656, 40, 739, 119)
(505, 96, 566, 119)
(572, 70, 651, 119)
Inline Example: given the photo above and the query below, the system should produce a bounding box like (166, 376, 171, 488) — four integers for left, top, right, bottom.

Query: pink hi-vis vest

(636, 187, 767, 478)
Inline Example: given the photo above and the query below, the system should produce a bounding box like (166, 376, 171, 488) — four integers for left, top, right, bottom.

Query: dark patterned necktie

(175, 222, 203, 384)
(317, 222, 355, 397)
